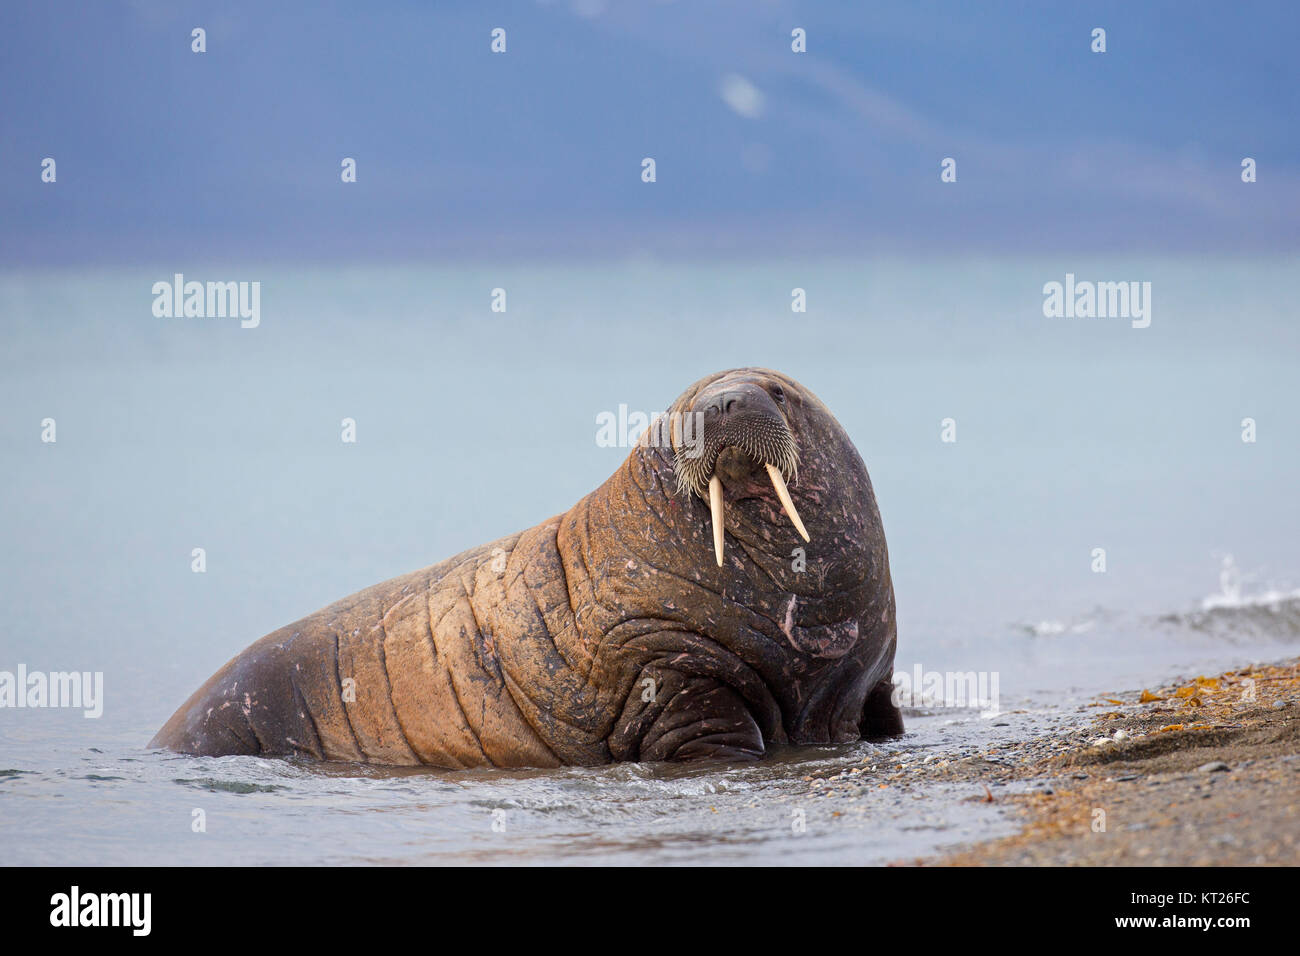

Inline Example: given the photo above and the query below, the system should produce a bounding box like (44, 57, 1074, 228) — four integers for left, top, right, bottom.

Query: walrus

(151, 367, 902, 767)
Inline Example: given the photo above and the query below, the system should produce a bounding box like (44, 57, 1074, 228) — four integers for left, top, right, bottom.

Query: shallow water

(2, 623, 1293, 867)
(2, 257, 1297, 864)
(2, 716, 1029, 866)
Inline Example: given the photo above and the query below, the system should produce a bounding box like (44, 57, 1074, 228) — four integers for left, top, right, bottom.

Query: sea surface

(1, 256, 1297, 865)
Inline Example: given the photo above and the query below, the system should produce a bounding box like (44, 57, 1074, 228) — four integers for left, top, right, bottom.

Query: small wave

(1201, 587, 1300, 612)
(1165, 556, 1300, 641)
(1198, 555, 1299, 612)
(1160, 595, 1300, 642)
(173, 777, 288, 794)
(1021, 618, 1097, 638)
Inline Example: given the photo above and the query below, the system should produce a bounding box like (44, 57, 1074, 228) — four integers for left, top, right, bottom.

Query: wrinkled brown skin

(151, 368, 902, 767)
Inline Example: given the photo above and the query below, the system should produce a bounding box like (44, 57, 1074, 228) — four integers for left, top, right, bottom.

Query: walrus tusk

(765, 463, 810, 542)
(709, 474, 725, 566)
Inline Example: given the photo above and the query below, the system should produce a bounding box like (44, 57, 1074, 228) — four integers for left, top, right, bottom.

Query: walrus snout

(698, 381, 783, 429)
(675, 380, 798, 493)
(701, 384, 773, 419)
(673, 377, 809, 566)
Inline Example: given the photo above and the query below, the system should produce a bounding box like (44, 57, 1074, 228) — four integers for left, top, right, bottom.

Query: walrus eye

(771, 385, 785, 404)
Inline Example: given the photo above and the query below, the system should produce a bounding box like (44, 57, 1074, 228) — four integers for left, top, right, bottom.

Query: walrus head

(597, 367, 899, 750)
(657, 368, 867, 582)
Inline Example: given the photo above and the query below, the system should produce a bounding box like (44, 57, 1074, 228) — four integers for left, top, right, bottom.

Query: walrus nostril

(701, 386, 771, 423)
(717, 389, 755, 415)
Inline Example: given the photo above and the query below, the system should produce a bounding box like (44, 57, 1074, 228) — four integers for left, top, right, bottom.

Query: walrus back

(150, 524, 597, 768)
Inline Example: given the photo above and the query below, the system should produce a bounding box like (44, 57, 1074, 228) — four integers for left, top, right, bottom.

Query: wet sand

(921, 659, 1300, 865)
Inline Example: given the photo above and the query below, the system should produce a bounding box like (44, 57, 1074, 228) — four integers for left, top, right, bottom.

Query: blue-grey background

(1, 1, 1297, 865)
(3, 0, 1298, 261)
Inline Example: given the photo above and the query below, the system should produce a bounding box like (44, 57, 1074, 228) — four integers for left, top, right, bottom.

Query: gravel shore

(797, 658, 1300, 865)
(936, 659, 1300, 865)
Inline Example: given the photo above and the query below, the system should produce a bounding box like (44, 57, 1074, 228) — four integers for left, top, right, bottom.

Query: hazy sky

(2, 0, 1297, 265)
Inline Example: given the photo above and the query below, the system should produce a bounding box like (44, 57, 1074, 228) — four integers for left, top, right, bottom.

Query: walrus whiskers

(672, 421, 799, 501)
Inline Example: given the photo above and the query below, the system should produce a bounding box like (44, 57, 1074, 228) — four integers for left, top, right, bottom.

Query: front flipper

(859, 676, 904, 740)
(610, 669, 764, 762)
